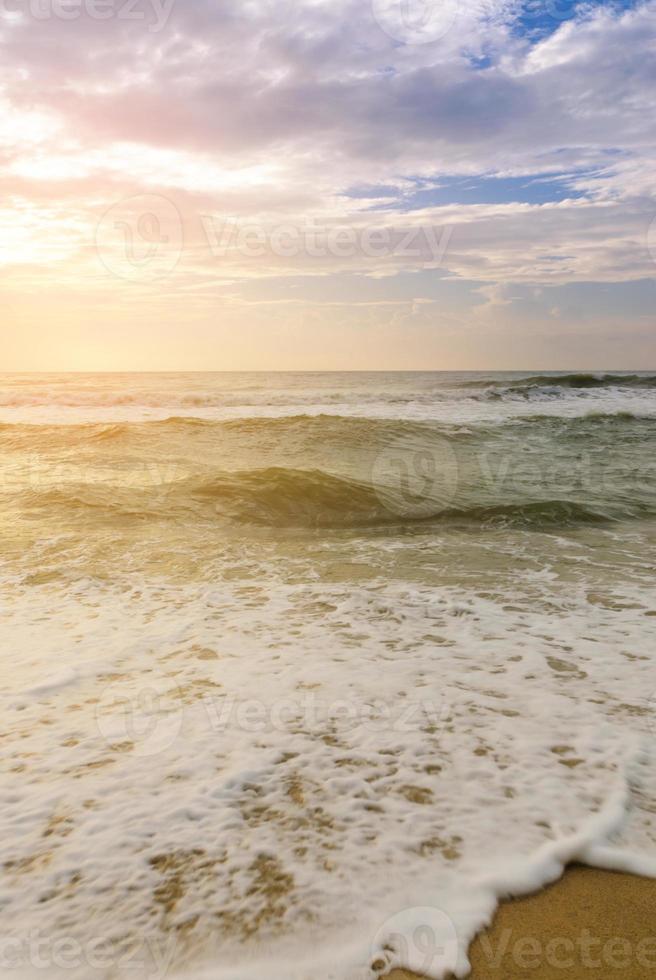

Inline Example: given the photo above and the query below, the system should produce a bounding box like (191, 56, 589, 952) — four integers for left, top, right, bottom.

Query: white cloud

(0, 0, 655, 297)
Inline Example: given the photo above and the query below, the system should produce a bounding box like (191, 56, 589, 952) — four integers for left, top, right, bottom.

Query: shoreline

(386, 866, 656, 980)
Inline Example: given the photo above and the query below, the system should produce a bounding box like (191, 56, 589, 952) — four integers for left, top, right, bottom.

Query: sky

(1, 0, 655, 370)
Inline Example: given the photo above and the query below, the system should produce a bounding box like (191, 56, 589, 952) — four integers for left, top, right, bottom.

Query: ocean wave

(16, 465, 652, 531)
(185, 475, 649, 529)
(0, 414, 470, 451)
(19, 468, 407, 529)
(2, 373, 654, 413)
(463, 373, 656, 403)
(0, 390, 415, 410)
(466, 373, 656, 390)
(0, 407, 652, 448)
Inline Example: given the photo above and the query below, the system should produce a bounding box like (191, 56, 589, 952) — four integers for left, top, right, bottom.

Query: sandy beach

(387, 867, 656, 980)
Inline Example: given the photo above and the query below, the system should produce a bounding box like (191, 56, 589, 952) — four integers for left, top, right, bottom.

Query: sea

(1, 370, 655, 979)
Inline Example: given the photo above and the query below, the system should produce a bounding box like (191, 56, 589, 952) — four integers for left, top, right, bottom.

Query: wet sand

(386, 867, 656, 980)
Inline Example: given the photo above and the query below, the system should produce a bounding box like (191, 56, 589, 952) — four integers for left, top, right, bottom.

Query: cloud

(1, 0, 655, 305)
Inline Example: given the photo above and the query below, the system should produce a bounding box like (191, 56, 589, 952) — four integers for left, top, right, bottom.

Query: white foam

(1, 371, 655, 425)
(1, 555, 655, 980)
(2, 371, 655, 978)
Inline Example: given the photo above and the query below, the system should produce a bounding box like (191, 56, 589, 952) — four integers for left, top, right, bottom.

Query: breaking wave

(463, 372, 656, 402)
(0, 408, 652, 450)
(16, 466, 654, 531)
(466, 373, 656, 390)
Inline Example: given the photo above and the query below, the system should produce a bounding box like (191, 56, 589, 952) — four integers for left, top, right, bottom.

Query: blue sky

(514, 0, 639, 38)
(1, 0, 655, 368)
(350, 172, 591, 207)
